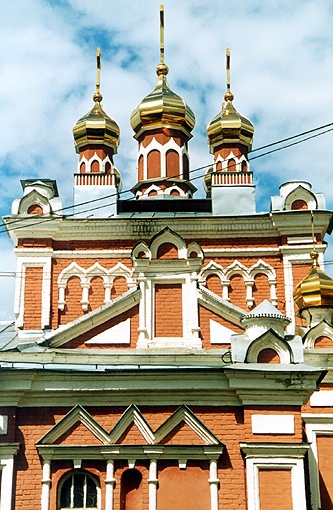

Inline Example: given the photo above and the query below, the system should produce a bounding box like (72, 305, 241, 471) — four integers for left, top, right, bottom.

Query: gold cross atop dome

(93, 48, 103, 103)
(224, 48, 234, 102)
(157, 4, 168, 76)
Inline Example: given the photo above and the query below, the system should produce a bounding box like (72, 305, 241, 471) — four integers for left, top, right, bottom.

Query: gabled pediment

(36, 404, 110, 446)
(154, 405, 221, 445)
(37, 404, 223, 449)
(43, 287, 140, 348)
(109, 404, 154, 444)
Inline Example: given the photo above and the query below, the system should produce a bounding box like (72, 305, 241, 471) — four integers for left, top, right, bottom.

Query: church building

(1, 6, 333, 510)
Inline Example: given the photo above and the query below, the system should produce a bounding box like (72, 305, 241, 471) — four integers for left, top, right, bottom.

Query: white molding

(302, 414, 333, 510)
(0, 444, 20, 510)
(14, 256, 52, 329)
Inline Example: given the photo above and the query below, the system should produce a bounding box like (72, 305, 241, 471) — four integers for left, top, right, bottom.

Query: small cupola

(205, 49, 256, 215)
(72, 49, 122, 218)
(73, 49, 120, 155)
(129, 5, 195, 201)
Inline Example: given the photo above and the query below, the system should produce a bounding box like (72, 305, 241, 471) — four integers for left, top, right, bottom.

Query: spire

(130, 4, 196, 200)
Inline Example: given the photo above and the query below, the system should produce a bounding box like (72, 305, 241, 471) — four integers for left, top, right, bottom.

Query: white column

(148, 459, 158, 510)
(81, 282, 90, 311)
(105, 460, 115, 510)
(104, 283, 112, 304)
(41, 459, 51, 510)
(208, 459, 219, 510)
(137, 277, 148, 346)
(269, 280, 277, 306)
(245, 280, 254, 308)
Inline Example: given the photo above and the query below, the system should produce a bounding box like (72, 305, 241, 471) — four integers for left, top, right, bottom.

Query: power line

(1, 122, 332, 236)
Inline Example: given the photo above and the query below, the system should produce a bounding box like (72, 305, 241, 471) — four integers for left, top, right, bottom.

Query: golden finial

(156, 4, 169, 76)
(93, 48, 103, 103)
(224, 48, 234, 102)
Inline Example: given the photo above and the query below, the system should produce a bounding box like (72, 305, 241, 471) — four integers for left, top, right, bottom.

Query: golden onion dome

(130, 63, 195, 139)
(73, 49, 120, 154)
(207, 48, 254, 153)
(73, 91, 120, 153)
(207, 90, 254, 153)
(293, 250, 333, 310)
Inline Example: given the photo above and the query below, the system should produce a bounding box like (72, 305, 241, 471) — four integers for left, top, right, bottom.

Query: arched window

(59, 471, 99, 509)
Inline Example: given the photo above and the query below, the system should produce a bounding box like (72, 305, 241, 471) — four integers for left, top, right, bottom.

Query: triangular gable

(198, 285, 245, 327)
(154, 405, 221, 445)
(54, 422, 104, 446)
(109, 404, 154, 444)
(43, 287, 140, 348)
(36, 404, 110, 446)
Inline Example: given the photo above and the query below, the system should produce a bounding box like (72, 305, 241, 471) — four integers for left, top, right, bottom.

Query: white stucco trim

(303, 413, 333, 510)
(0, 444, 20, 510)
(14, 256, 52, 329)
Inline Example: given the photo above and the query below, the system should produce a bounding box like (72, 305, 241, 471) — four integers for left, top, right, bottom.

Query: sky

(0, 0, 332, 320)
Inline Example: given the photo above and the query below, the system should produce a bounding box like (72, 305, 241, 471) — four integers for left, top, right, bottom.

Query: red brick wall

(154, 284, 182, 337)
(23, 267, 43, 329)
(89, 276, 105, 310)
(259, 469, 293, 510)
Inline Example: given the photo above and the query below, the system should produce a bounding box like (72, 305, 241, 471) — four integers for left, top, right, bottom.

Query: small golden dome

(207, 91, 254, 153)
(73, 93, 120, 153)
(73, 49, 120, 154)
(130, 64, 195, 139)
(293, 250, 333, 310)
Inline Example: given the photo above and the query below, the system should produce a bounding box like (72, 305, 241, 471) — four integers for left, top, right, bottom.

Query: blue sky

(0, 0, 332, 319)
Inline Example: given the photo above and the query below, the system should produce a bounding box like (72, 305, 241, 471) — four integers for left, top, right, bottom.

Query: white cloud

(0, 0, 332, 319)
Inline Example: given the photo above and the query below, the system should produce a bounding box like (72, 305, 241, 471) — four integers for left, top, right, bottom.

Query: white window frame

(240, 443, 308, 510)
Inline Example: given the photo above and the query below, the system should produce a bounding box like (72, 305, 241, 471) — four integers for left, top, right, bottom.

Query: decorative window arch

(284, 185, 317, 211)
(246, 335, 291, 363)
(132, 241, 150, 261)
(303, 321, 333, 349)
(58, 470, 100, 510)
(186, 242, 204, 260)
(18, 190, 51, 215)
(164, 185, 186, 197)
(57, 262, 134, 312)
(150, 228, 187, 259)
(249, 260, 277, 305)
(199, 261, 228, 300)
